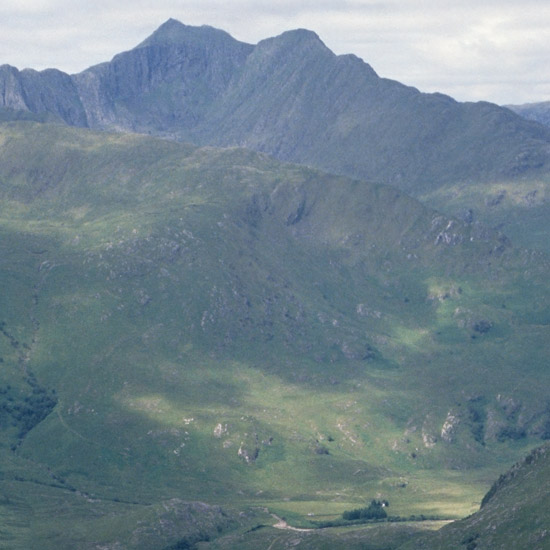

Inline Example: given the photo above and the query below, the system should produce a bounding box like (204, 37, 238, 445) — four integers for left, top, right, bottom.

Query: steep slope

(399, 444, 550, 550)
(200, 30, 550, 192)
(1, 119, 550, 546)
(0, 65, 87, 126)
(2, 20, 550, 252)
(72, 19, 253, 134)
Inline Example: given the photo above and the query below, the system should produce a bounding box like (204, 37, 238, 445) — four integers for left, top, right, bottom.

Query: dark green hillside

(1, 120, 550, 547)
(400, 444, 550, 550)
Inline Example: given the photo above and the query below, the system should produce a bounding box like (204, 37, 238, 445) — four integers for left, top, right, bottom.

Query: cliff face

(0, 65, 28, 111)
(0, 19, 253, 134)
(0, 65, 87, 126)
(71, 19, 253, 135)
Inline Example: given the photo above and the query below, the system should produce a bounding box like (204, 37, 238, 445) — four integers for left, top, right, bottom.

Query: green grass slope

(1, 120, 550, 547)
(399, 444, 550, 550)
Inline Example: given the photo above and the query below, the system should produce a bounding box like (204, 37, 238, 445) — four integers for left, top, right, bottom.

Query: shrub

(342, 499, 388, 521)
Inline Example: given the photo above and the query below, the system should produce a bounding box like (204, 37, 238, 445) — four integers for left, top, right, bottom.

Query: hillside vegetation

(0, 120, 550, 546)
(399, 444, 550, 549)
(3, 19, 550, 251)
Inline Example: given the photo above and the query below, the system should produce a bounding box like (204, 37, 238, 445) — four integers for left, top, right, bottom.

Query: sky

(0, 0, 549, 106)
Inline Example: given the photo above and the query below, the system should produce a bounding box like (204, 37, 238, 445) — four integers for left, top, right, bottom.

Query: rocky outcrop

(0, 65, 87, 126)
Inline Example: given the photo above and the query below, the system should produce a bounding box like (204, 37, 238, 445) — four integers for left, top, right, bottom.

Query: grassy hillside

(417, 173, 550, 253)
(400, 444, 550, 549)
(1, 120, 550, 547)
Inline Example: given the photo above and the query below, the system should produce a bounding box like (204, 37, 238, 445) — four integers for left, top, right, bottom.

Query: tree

(342, 499, 388, 521)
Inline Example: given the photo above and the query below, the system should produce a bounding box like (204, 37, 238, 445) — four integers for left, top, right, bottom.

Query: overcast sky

(0, 0, 548, 105)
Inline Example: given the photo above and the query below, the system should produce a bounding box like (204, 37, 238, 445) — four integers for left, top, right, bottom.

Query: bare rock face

(0, 65, 27, 111)
(0, 65, 87, 125)
(72, 19, 253, 136)
(441, 410, 461, 443)
(237, 442, 259, 463)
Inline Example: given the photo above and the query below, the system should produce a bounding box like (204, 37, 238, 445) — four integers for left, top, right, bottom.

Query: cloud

(0, 0, 548, 104)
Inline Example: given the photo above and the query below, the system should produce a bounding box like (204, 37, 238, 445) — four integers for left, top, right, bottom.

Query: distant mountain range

(3, 18, 549, 187)
(2, 19, 550, 252)
(508, 101, 550, 128)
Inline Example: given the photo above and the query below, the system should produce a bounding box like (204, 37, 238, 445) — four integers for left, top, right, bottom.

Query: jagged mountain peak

(255, 27, 330, 57)
(136, 18, 246, 49)
(274, 27, 323, 43)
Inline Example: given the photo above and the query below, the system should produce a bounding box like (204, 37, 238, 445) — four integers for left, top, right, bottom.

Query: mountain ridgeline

(2, 19, 550, 193)
(508, 101, 550, 128)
